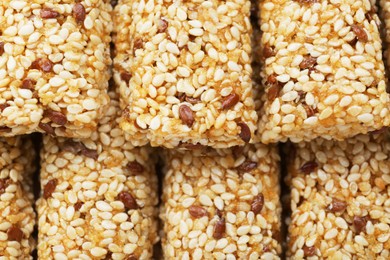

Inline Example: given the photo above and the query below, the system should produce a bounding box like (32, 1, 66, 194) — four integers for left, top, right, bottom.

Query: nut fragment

(21, 78, 36, 90)
(238, 122, 251, 143)
(43, 179, 58, 199)
(303, 245, 316, 257)
(237, 161, 258, 172)
(351, 24, 368, 43)
(0, 42, 4, 55)
(300, 161, 318, 174)
(157, 19, 168, 33)
(0, 178, 10, 194)
(189, 206, 208, 218)
(299, 56, 317, 70)
(353, 216, 368, 234)
(38, 122, 55, 135)
(126, 161, 144, 174)
(62, 140, 98, 159)
(326, 199, 347, 213)
(179, 105, 194, 127)
(40, 8, 59, 19)
(44, 109, 67, 126)
(73, 3, 86, 23)
(118, 191, 138, 210)
(251, 194, 264, 214)
(263, 44, 275, 58)
(221, 92, 239, 110)
(7, 227, 23, 242)
(31, 58, 53, 72)
(213, 217, 226, 239)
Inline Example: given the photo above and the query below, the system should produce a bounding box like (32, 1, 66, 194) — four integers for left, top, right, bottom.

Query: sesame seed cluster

(0, 0, 112, 138)
(161, 144, 282, 259)
(286, 133, 390, 259)
(36, 91, 159, 259)
(257, 0, 390, 143)
(0, 136, 36, 259)
(113, 0, 258, 149)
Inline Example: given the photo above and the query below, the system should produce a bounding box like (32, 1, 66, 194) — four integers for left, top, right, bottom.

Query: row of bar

(0, 0, 389, 146)
(3, 118, 390, 258)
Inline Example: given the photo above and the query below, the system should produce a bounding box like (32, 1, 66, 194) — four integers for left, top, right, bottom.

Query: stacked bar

(36, 91, 159, 259)
(257, 0, 390, 143)
(161, 144, 282, 259)
(113, 0, 257, 148)
(287, 133, 390, 258)
(0, 1, 112, 137)
(0, 137, 36, 259)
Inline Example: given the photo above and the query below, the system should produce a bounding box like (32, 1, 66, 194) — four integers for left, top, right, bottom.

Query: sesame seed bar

(286, 133, 390, 259)
(0, 137, 36, 259)
(161, 144, 282, 259)
(257, 0, 390, 143)
(36, 92, 159, 259)
(113, 0, 258, 148)
(0, 0, 112, 138)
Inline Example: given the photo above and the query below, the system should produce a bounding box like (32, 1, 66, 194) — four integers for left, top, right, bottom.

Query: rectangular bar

(113, 0, 257, 148)
(0, 137, 36, 259)
(0, 1, 112, 137)
(37, 91, 159, 259)
(161, 144, 282, 259)
(287, 133, 390, 258)
(257, 0, 389, 143)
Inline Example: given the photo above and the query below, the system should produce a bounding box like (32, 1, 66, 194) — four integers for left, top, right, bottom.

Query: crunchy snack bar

(0, 137, 36, 259)
(113, 0, 257, 148)
(0, 1, 112, 137)
(286, 133, 390, 258)
(257, 0, 389, 143)
(37, 92, 158, 259)
(161, 144, 282, 259)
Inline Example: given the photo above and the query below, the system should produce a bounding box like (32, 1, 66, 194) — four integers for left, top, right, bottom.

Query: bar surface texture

(161, 144, 282, 259)
(0, 137, 36, 259)
(0, 0, 112, 137)
(257, 0, 389, 143)
(113, 0, 257, 148)
(286, 133, 390, 259)
(37, 92, 158, 259)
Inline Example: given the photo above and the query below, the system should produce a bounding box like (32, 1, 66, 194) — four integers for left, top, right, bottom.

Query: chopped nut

(299, 55, 317, 70)
(303, 245, 316, 257)
(133, 38, 143, 54)
(73, 3, 86, 23)
(40, 8, 60, 19)
(263, 44, 276, 58)
(118, 191, 138, 210)
(74, 202, 83, 211)
(353, 216, 368, 234)
(179, 105, 194, 127)
(43, 179, 58, 199)
(157, 19, 168, 33)
(326, 199, 347, 213)
(213, 217, 226, 239)
(300, 161, 318, 174)
(351, 24, 368, 43)
(221, 92, 240, 110)
(44, 109, 67, 126)
(267, 74, 281, 101)
(0, 103, 9, 111)
(21, 78, 36, 90)
(126, 161, 144, 174)
(0, 178, 10, 194)
(31, 58, 53, 72)
(120, 72, 131, 83)
(0, 42, 4, 55)
(251, 194, 264, 214)
(238, 122, 251, 143)
(38, 122, 55, 135)
(7, 227, 23, 242)
(189, 206, 208, 218)
(237, 161, 258, 172)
